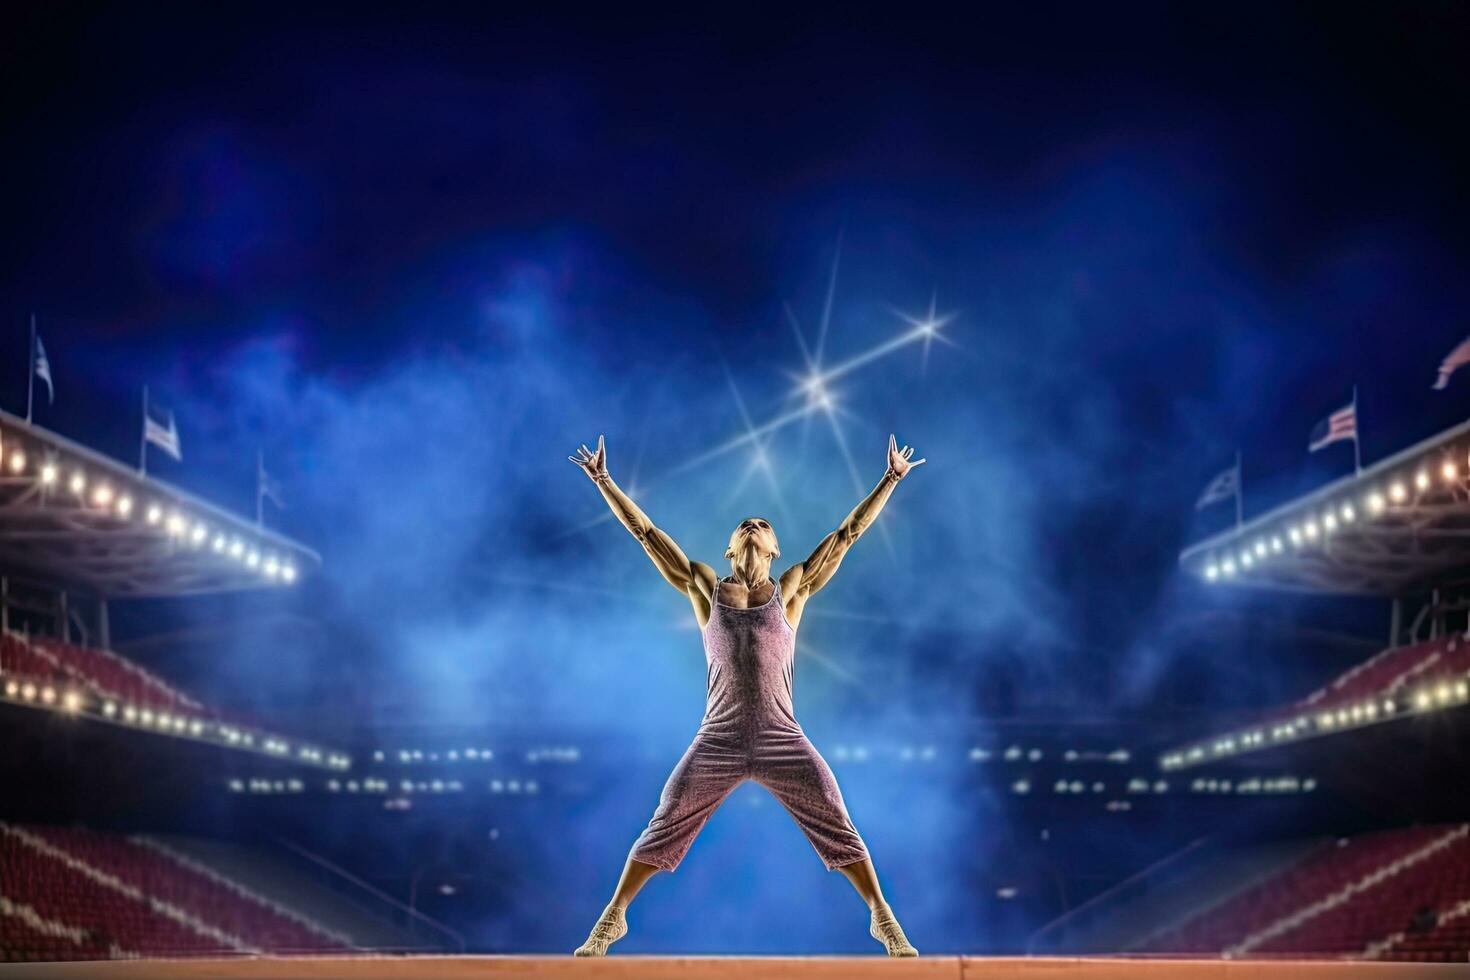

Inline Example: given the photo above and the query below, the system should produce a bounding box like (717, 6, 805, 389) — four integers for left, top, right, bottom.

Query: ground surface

(0, 957, 1466, 979)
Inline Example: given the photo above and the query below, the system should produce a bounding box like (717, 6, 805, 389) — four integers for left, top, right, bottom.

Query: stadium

(7, 3, 1470, 979)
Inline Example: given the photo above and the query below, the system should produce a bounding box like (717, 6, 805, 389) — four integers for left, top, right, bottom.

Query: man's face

(727, 516, 779, 561)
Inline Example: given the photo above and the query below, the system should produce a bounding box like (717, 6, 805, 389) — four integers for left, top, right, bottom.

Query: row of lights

(0, 436, 297, 585)
(372, 748, 498, 764)
(1161, 674, 1470, 770)
(1, 672, 350, 770)
(1191, 777, 1316, 794)
(1203, 453, 1469, 582)
(229, 779, 305, 794)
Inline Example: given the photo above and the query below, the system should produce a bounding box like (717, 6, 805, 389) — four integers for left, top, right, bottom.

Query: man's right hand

(568, 434, 610, 483)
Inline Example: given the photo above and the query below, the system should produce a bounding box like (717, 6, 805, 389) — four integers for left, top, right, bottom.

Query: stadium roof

(1181, 418, 1470, 596)
(0, 412, 319, 597)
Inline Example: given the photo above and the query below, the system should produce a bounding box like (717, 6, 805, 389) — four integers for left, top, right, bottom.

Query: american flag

(1308, 400, 1357, 453)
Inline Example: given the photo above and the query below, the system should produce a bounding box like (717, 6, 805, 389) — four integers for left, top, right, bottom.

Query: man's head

(725, 516, 780, 564)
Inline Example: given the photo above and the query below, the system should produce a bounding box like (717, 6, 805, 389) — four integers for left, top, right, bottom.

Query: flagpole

(1352, 385, 1362, 475)
(1235, 449, 1243, 529)
(139, 386, 149, 476)
(26, 315, 36, 424)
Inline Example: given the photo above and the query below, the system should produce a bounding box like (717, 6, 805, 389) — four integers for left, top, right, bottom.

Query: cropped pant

(628, 727, 871, 872)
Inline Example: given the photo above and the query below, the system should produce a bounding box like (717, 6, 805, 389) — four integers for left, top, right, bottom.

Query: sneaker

(573, 903, 628, 956)
(869, 902, 918, 956)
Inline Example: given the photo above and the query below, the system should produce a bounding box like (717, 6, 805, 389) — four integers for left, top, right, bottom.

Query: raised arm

(784, 434, 925, 601)
(569, 435, 709, 594)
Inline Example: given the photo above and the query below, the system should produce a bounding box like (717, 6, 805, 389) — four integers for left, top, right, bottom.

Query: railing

(1026, 837, 1211, 954)
(270, 836, 467, 953)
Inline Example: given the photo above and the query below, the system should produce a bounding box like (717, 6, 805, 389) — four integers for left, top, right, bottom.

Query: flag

(144, 406, 182, 461)
(258, 455, 285, 510)
(1434, 334, 1470, 390)
(1309, 400, 1357, 453)
(33, 334, 53, 405)
(1195, 463, 1239, 510)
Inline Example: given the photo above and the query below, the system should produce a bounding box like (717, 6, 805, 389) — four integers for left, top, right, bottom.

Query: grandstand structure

(0, 413, 412, 963)
(0, 413, 348, 771)
(1169, 417, 1470, 771)
(1066, 417, 1470, 963)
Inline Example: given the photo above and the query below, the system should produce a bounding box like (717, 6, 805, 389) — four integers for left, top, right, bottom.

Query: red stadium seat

(0, 823, 351, 961)
(1141, 824, 1470, 960)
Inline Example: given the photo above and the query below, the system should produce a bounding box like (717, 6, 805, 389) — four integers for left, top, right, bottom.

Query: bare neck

(726, 555, 772, 591)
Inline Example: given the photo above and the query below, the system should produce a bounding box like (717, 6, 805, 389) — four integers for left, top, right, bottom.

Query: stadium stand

(1139, 825, 1470, 961)
(0, 823, 354, 961)
(2, 632, 202, 715)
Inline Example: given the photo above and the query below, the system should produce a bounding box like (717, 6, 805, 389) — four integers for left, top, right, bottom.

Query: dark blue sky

(4, 4, 1470, 730)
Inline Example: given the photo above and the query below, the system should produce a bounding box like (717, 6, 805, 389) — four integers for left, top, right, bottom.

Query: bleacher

(1, 633, 203, 715)
(0, 823, 353, 961)
(1163, 632, 1470, 772)
(1140, 824, 1470, 961)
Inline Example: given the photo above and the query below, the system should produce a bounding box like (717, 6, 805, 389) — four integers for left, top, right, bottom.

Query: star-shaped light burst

(893, 292, 961, 377)
(561, 250, 960, 555)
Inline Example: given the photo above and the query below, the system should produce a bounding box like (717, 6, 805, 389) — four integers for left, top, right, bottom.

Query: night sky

(4, 4, 1470, 732)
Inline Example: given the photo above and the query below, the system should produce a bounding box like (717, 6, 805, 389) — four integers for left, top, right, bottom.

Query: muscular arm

(592, 472, 705, 593)
(787, 467, 902, 600)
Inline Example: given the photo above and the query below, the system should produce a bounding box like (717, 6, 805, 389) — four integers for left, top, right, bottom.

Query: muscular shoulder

(778, 563, 806, 598)
(689, 561, 719, 599)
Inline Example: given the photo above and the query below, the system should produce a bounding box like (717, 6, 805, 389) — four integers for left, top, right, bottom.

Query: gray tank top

(698, 574, 801, 738)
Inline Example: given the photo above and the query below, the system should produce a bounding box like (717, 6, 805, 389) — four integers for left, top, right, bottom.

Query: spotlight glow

(116, 495, 133, 518)
(1390, 481, 1407, 502)
(1367, 491, 1385, 513)
(39, 463, 57, 485)
(1416, 470, 1431, 491)
(8, 450, 25, 473)
(69, 472, 85, 495)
